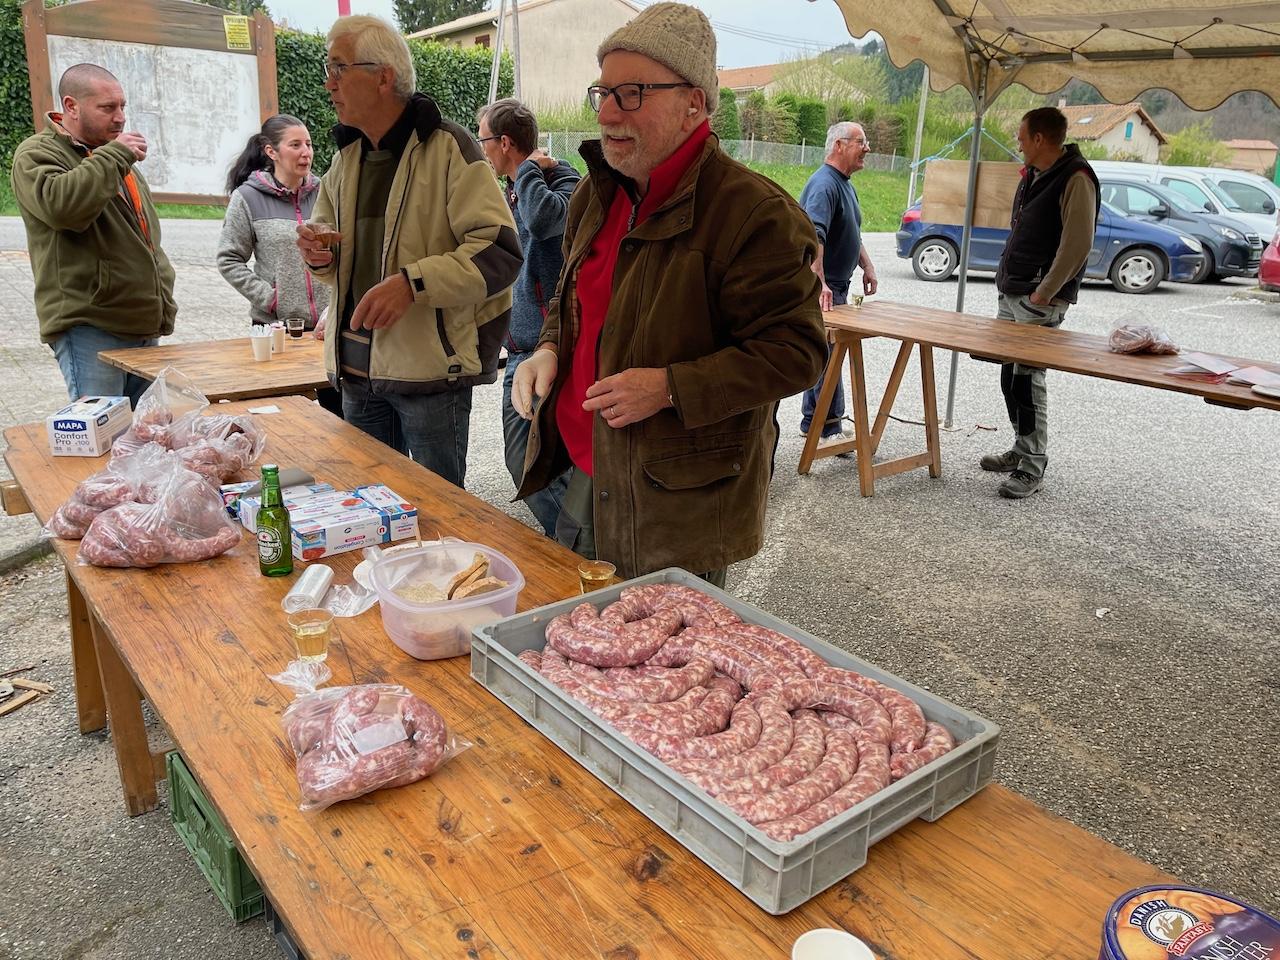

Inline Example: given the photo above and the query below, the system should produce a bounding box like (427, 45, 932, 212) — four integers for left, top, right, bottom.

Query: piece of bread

(446, 553, 488, 598)
(451, 576, 506, 599)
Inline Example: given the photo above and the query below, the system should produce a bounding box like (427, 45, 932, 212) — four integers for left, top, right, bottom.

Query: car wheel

(1189, 249, 1215, 284)
(1109, 247, 1165, 294)
(912, 239, 958, 281)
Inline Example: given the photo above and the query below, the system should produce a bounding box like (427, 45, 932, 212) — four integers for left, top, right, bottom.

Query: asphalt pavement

(1, 219, 1277, 960)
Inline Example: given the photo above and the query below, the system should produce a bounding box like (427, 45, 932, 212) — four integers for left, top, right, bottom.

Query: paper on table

(248, 404, 281, 414)
(1226, 366, 1280, 388)
(1172, 351, 1239, 376)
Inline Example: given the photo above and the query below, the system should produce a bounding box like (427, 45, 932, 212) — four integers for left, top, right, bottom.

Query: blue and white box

(46, 396, 131, 457)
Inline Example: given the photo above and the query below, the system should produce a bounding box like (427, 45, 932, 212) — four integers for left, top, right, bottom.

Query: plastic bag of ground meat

(1108, 322, 1180, 355)
(111, 366, 210, 458)
(44, 442, 180, 540)
(168, 413, 268, 483)
(76, 458, 242, 568)
(282, 684, 469, 812)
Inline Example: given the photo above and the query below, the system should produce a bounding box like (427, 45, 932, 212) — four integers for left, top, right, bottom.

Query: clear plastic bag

(45, 442, 177, 540)
(282, 684, 469, 812)
(111, 366, 210, 457)
(76, 460, 242, 568)
(1108, 322, 1180, 355)
(171, 414, 269, 482)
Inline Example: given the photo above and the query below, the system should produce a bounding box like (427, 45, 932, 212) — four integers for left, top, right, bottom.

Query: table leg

(797, 339, 849, 475)
(67, 570, 106, 734)
(869, 341, 915, 456)
(848, 338, 875, 497)
(919, 343, 942, 478)
(90, 613, 158, 816)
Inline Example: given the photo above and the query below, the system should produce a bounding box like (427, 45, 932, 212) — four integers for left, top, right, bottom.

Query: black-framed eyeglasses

(587, 82, 693, 112)
(476, 135, 502, 144)
(323, 60, 378, 81)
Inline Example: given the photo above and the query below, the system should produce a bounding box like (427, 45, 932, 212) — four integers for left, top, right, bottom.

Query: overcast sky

(267, 0, 863, 69)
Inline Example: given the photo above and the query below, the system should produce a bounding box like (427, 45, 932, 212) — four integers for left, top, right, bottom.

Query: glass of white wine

(287, 608, 335, 663)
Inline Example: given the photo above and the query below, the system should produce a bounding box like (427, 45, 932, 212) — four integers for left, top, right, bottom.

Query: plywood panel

(922, 159, 1022, 229)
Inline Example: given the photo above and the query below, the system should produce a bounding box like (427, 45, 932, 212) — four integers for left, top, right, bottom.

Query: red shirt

(556, 121, 712, 476)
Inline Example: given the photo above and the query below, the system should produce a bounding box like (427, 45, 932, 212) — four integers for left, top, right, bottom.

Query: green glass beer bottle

(257, 464, 294, 577)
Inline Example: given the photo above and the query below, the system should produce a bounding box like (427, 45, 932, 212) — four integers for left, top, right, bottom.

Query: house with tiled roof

(1057, 101, 1167, 163)
(718, 64, 782, 96)
(1223, 139, 1278, 176)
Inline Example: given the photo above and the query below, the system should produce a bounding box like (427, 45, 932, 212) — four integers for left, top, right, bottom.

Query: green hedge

(1, 15, 510, 178)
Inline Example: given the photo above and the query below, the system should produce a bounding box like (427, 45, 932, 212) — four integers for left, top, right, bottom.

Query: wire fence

(539, 131, 910, 173)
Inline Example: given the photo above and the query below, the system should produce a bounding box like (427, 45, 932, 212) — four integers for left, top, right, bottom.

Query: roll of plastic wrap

(282, 564, 333, 613)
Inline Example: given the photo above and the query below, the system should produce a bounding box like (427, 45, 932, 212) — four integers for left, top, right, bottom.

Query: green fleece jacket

(11, 120, 177, 344)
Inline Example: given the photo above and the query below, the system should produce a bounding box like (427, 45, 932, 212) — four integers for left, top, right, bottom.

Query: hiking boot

(998, 470, 1042, 499)
(979, 450, 1020, 472)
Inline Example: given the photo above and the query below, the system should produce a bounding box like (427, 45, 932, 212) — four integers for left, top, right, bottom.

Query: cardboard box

(354, 484, 419, 544)
(291, 504, 387, 561)
(46, 397, 131, 457)
(235, 483, 335, 530)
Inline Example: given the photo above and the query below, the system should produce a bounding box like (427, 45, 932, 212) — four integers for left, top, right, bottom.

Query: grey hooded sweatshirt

(216, 170, 330, 327)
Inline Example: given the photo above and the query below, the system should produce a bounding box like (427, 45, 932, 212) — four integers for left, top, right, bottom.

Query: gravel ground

(1, 219, 1277, 960)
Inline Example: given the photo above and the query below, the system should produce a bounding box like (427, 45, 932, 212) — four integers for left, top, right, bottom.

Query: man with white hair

(297, 15, 521, 487)
(511, 2, 826, 583)
(796, 120, 878, 446)
(11, 63, 176, 405)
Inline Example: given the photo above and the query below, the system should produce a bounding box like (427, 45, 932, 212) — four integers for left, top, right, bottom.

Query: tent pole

(487, 0, 508, 104)
(943, 72, 986, 429)
(906, 66, 929, 208)
(510, 0, 522, 100)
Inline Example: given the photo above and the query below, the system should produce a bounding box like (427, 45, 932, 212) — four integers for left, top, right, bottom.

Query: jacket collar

(331, 92, 442, 151)
(245, 169, 321, 200)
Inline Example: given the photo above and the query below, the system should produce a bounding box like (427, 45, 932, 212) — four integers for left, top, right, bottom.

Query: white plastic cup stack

(250, 325, 272, 362)
(791, 929, 875, 960)
(271, 322, 286, 354)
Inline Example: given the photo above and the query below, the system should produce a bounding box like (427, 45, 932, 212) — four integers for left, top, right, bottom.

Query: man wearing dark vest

(984, 107, 1098, 499)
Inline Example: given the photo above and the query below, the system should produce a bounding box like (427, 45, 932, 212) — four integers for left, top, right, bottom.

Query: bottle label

(258, 527, 286, 565)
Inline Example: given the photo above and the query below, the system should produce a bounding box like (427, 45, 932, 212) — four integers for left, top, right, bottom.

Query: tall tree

(394, 0, 487, 34)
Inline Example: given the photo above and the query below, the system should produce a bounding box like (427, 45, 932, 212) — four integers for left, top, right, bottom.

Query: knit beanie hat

(597, 2, 719, 113)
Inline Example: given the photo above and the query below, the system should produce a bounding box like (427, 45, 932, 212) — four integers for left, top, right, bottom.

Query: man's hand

(527, 149, 558, 171)
(296, 223, 338, 268)
(1028, 290, 1050, 306)
(313, 314, 327, 342)
(115, 132, 148, 162)
(350, 273, 414, 331)
(862, 263, 878, 296)
(818, 281, 834, 312)
(583, 368, 671, 429)
(512, 348, 558, 420)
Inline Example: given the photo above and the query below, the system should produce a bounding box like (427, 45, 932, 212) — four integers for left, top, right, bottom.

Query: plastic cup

(286, 318, 306, 340)
(251, 336, 272, 362)
(288, 608, 334, 662)
(306, 221, 340, 248)
(271, 324, 286, 353)
(577, 560, 616, 594)
(791, 929, 875, 960)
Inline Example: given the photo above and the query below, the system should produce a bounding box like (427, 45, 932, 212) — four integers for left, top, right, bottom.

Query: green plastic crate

(166, 751, 264, 923)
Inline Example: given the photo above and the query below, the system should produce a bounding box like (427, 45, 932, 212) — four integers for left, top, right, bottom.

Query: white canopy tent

(828, 0, 1280, 424)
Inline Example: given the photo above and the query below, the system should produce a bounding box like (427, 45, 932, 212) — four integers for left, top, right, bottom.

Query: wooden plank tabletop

(829, 300, 1280, 412)
(98, 337, 328, 402)
(3, 397, 1175, 959)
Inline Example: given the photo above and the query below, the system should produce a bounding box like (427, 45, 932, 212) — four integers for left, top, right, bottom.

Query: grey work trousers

(996, 292, 1069, 479)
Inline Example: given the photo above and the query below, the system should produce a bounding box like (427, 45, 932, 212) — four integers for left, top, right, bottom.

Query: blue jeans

(49, 325, 159, 407)
(800, 281, 849, 437)
(340, 378, 472, 488)
(502, 352, 568, 536)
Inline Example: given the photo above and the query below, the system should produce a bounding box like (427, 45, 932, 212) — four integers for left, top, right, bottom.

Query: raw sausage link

(764, 679, 892, 745)
(517, 649, 544, 670)
(620, 676, 739, 738)
(685, 709, 826, 797)
(719, 727, 860, 825)
(546, 604, 680, 667)
(813, 665, 927, 753)
(717, 622, 831, 677)
(760, 730, 891, 841)
(644, 696, 762, 762)
(889, 722, 956, 781)
(648, 633, 781, 692)
(619, 583, 742, 627)
(563, 655, 714, 702)
(672, 693, 794, 781)
(539, 648, 711, 724)
(684, 626, 808, 685)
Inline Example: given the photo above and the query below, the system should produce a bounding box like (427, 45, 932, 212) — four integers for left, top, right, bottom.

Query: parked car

(896, 200, 1205, 294)
(1090, 160, 1276, 238)
(1260, 237, 1280, 293)
(1097, 176, 1261, 282)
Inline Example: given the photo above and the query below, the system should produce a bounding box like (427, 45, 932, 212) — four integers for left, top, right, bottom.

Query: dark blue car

(896, 200, 1205, 294)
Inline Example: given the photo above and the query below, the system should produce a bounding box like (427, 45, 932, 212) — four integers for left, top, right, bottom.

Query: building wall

(1096, 116, 1160, 163)
(434, 0, 636, 109)
(1227, 147, 1277, 175)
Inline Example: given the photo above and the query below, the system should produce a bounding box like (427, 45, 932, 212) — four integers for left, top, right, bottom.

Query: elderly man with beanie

(511, 2, 826, 585)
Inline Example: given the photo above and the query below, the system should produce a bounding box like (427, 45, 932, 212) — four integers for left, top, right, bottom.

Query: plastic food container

(1100, 885, 1280, 960)
(370, 541, 524, 660)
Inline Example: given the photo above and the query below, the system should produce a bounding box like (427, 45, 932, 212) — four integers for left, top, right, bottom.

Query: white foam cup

(251, 335, 272, 362)
(791, 928, 875, 960)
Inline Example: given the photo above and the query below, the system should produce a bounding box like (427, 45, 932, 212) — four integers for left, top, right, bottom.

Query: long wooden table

(3, 396, 1175, 958)
(800, 300, 1280, 495)
(99, 336, 328, 402)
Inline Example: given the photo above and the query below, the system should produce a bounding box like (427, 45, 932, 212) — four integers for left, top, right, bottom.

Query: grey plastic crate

(471, 568, 999, 914)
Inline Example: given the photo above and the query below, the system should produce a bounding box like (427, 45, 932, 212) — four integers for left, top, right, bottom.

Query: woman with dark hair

(216, 115, 330, 333)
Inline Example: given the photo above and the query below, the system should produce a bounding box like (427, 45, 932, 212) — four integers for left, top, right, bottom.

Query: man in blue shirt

(477, 97, 579, 535)
(798, 121, 878, 442)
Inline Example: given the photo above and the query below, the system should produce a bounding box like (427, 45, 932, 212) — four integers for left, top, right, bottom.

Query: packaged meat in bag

(282, 684, 469, 812)
(171, 414, 268, 482)
(1108, 322, 1179, 355)
(77, 460, 242, 568)
(111, 366, 210, 457)
(45, 442, 179, 540)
